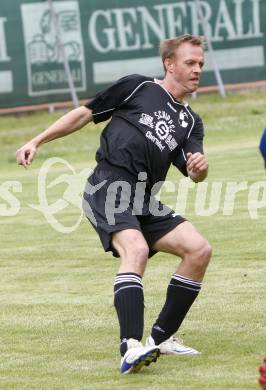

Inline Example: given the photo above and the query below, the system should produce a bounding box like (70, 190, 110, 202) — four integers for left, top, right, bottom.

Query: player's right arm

(16, 106, 93, 168)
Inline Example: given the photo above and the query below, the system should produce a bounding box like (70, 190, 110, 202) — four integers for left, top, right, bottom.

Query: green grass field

(0, 90, 266, 389)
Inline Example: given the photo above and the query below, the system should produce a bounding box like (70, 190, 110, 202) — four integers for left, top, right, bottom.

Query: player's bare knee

(117, 234, 149, 264)
(129, 244, 149, 265)
(120, 244, 149, 274)
(186, 239, 212, 271)
(201, 240, 212, 265)
(194, 239, 212, 268)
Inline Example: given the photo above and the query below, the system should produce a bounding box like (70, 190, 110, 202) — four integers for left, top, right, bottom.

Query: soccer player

(259, 357, 266, 389)
(16, 34, 212, 374)
(259, 127, 266, 168)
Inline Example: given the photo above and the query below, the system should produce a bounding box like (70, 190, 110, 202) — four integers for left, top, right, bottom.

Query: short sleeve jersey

(85, 74, 204, 188)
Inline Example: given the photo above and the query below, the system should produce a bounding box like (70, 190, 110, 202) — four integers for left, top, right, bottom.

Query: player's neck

(159, 77, 187, 103)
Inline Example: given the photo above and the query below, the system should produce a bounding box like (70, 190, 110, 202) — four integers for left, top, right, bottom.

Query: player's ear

(164, 57, 174, 73)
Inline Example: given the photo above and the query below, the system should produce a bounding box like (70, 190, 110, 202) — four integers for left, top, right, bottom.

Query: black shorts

(82, 164, 186, 258)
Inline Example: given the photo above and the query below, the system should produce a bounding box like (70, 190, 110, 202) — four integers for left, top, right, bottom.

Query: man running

(16, 34, 212, 374)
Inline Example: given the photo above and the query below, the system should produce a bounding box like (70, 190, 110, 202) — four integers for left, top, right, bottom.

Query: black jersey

(85, 74, 204, 189)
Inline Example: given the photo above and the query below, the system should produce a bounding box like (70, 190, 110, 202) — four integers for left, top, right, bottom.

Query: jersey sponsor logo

(140, 110, 178, 152)
(145, 131, 165, 151)
(154, 110, 175, 132)
(155, 120, 170, 140)
(139, 112, 154, 128)
(154, 112, 175, 140)
(165, 135, 178, 151)
(179, 110, 189, 128)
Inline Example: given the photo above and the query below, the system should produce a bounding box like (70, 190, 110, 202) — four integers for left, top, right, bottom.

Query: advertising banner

(0, 0, 265, 108)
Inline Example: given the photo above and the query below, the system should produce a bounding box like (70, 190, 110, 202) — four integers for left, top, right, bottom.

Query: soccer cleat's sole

(131, 349, 160, 373)
(121, 348, 160, 374)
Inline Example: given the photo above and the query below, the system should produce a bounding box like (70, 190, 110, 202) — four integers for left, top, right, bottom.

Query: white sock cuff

(172, 273, 202, 288)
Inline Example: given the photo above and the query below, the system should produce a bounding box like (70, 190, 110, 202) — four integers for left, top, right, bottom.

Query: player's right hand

(16, 142, 37, 168)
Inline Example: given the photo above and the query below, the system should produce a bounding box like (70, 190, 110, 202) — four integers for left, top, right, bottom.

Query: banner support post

(47, 0, 79, 108)
(194, 0, 226, 97)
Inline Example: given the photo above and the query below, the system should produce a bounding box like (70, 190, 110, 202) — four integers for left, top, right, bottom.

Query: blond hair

(160, 34, 205, 72)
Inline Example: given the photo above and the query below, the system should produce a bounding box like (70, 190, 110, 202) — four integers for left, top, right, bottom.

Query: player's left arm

(172, 112, 208, 182)
(185, 113, 208, 183)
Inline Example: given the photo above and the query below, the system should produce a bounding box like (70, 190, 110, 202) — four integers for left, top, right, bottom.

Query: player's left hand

(186, 152, 208, 182)
(187, 152, 208, 173)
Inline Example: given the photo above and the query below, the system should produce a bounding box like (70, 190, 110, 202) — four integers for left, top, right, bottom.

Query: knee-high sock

(151, 273, 202, 345)
(114, 273, 144, 355)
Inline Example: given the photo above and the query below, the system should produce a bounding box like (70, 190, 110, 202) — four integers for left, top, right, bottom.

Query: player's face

(170, 43, 204, 93)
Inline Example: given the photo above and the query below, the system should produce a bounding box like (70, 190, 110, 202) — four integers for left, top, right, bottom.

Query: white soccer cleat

(120, 338, 160, 374)
(146, 335, 200, 356)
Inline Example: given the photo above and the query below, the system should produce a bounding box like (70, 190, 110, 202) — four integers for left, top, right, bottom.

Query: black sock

(114, 273, 144, 356)
(151, 273, 202, 345)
